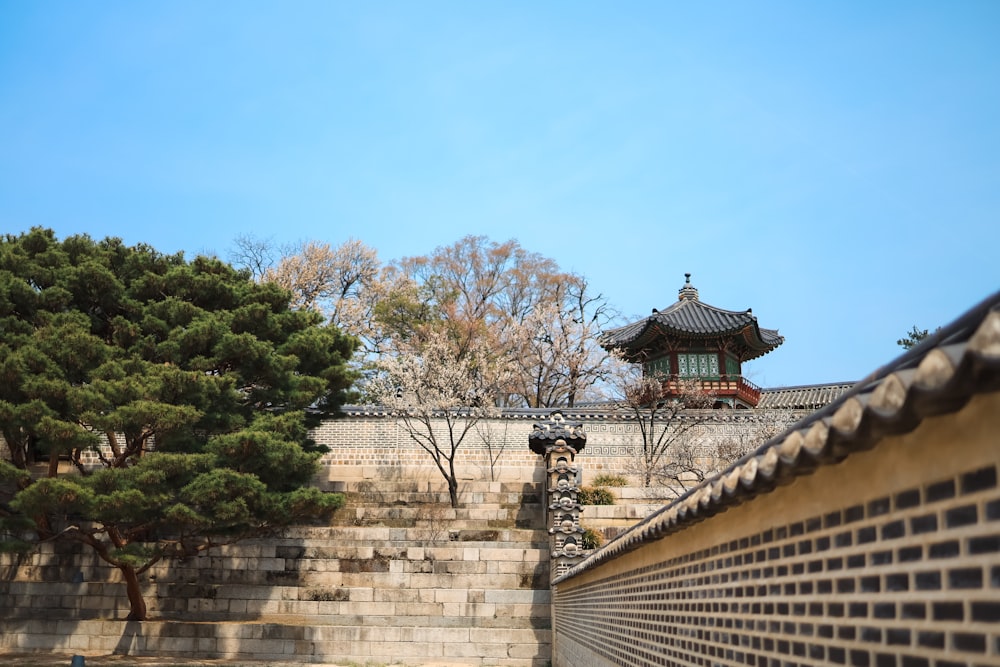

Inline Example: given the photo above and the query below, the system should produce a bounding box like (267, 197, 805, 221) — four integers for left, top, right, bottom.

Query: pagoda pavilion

(601, 274, 784, 408)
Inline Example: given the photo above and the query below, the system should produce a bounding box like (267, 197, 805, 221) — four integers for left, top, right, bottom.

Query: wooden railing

(664, 375, 762, 406)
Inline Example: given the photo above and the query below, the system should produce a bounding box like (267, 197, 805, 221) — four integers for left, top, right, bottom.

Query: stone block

(443, 602, 497, 617)
(496, 602, 550, 618)
(230, 637, 288, 656)
(359, 625, 403, 642)
(350, 601, 396, 616)
(470, 627, 542, 645)
(148, 635, 196, 652)
(393, 601, 443, 616)
(245, 599, 282, 615)
(406, 573, 445, 589)
(447, 639, 510, 658)
(347, 586, 374, 602)
(427, 546, 463, 561)
(433, 588, 468, 603)
(311, 639, 368, 657)
(479, 547, 526, 562)
(369, 640, 443, 658)
(303, 571, 344, 586)
(485, 589, 550, 604)
(497, 560, 540, 574)
(508, 641, 549, 659)
(439, 559, 488, 575)
(275, 585, 299, 601)
(374, 587, 421, 603)
(219, 584, 272, 600)
(257, 557, 285, 571)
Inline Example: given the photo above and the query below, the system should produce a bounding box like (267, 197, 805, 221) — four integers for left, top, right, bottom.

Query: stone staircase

(1, 479, 553, 666)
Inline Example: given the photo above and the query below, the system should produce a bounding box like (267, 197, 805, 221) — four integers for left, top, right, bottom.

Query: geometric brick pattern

(554, 463, 1000, 666)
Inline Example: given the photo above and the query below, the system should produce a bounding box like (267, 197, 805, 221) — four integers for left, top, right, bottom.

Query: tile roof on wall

(758, 382, 856, 410)
(556, 289, 1000, 584)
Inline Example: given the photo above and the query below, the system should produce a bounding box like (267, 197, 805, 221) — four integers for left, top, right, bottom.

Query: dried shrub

(577, 486, 615, 505)
(581, 527, 604, 550)
(592, 474, 627, 487)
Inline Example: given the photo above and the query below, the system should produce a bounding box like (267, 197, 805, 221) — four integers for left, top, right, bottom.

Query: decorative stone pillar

(528, 411, 587, 582)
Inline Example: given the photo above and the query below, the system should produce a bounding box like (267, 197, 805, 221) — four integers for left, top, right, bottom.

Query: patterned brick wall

(1, 410, 795, 489)
(310, 410, 796, 485)
(552, 392, 1000, 667)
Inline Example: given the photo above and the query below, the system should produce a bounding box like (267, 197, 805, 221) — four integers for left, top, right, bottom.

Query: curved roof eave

(602, 306, 783, 358)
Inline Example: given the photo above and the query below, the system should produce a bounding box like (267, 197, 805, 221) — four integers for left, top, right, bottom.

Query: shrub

(577, 486, 615, 505)
(581, 527, 604, 550)
(592, 473, 628, 487)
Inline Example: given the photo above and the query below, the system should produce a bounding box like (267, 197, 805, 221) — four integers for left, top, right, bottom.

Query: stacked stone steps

(337, 506, 544, 531)
(179, 481, 550, 667)
(173, 477, 550, 665)
(1, 476, 552, 665)
(272, 530, 548, 551)
(573, 486, 669, 541)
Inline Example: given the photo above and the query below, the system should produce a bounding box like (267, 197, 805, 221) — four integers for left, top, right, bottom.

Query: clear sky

(1, 2, 998, 389)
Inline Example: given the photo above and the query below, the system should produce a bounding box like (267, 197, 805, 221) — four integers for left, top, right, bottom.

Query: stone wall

(310, 408, 799, 487)
(0, 408, 799, 665)
(551, 391, 1000, 667)
(1, 481, 552, 665)
(0, 408, 798, 487)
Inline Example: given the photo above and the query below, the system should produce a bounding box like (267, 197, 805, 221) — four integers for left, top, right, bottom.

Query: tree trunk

(121, 565, 148, 621)
(447, 456, 460, 508)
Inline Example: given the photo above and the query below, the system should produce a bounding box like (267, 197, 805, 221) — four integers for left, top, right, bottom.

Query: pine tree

(0, 228, 357, 620)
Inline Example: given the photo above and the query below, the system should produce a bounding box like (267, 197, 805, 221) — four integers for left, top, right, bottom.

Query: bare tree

(232, 233, 621, 408)
(230, 235, 396, 358)
(474, 419, 510, 482)
(263, 239, 379, 325)
(365, 330, 514, 507)
(610, 362, 716, 495)
(396, 235, 560, 360)
(713, 409, 800, 468)
(514, 276, 619, 407)
(397, 235, 619, 408)
(229, 233, 278, 281)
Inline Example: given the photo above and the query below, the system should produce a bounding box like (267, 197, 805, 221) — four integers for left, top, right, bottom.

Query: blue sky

(1, 2, 998, 388)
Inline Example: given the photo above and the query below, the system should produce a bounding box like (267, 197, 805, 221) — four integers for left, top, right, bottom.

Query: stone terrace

(1, 478, 551, 666)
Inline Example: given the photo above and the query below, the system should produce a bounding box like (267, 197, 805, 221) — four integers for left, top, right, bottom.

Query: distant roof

(758, 382, 856, 410)
(601, 274, 784, 361)
(557, 289, 1000, 584)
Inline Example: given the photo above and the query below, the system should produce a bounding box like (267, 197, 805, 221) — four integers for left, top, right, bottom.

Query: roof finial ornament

(678, 273, 699, 301)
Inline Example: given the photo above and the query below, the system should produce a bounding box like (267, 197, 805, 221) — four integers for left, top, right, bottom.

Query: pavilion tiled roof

(557, 289, 1000, 584)
(601, 275, 784, 361)
(758, 382, 856, 410)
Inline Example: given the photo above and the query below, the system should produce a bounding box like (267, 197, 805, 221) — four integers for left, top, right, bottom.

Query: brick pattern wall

(551, 394, 1000, 667)
(1, 411, 794, 488)
(310, 411, 794, 484)
(555, 462, 999, 666)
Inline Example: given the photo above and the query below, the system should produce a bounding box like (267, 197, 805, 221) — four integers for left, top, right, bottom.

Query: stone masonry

(1, 478, 551, 665)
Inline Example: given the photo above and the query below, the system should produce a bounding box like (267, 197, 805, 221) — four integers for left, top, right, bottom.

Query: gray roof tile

(601, 277, 784, 361)
(758, 382, 856, 410)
